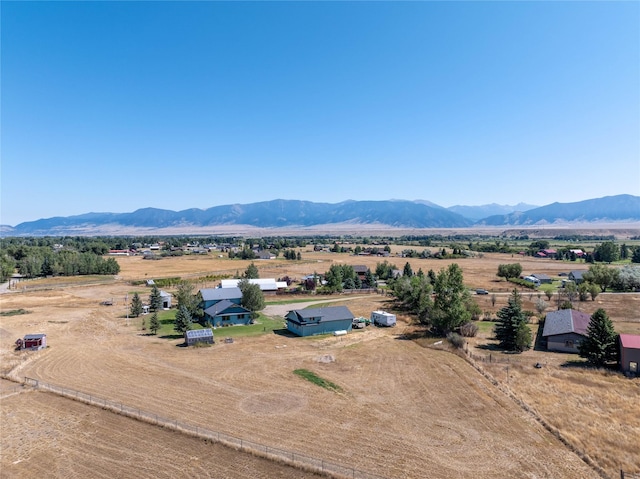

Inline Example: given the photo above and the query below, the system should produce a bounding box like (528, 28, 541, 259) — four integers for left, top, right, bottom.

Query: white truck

(371, 310, 396, 327)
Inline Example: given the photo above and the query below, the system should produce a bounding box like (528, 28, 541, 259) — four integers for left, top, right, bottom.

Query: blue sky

(2, 1, 639, 226)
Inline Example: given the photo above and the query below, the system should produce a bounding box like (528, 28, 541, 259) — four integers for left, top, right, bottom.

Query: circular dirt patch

(240, 392, 306, 415)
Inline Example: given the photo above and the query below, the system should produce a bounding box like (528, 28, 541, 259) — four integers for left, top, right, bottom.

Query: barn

(286, 306, 354, 337)
(619, 334, 640, 376)
(22, 333, 47, 350)
(185, 329, 214, 346)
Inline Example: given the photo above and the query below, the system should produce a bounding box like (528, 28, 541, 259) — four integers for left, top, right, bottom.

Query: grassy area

(137, 310, 286, 340)
(0, 309, 31, 317)
(293, 369, 343, 392)
(265, 297, 318, 305)
(476, 321, 497, 335)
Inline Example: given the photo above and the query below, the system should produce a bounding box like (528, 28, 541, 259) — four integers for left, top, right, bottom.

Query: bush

(446, 332, 465, 349)
(459, 322, 478, 337)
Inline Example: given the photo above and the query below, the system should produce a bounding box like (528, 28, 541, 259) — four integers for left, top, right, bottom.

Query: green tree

(403, 262, 413, 278)
(584, 264, 618, 292)
(238, 279, 265, 315)
(149, 312, 160, 335)
(243, 262, 259, 279)
(497, 263, 522, 280)
(593, 241, 619, 263)
(494, 290, 531, 352)
(149, 285, 163, 312)
(130, 292, 143, 318)
(631, 246, 640, 264)
(175, 281, 202, 320)
(578, 309, 617, 367)
(431, 264, 471, 335)
(391, 274, 433, 324)
(0, 254, 16, 283)
(174, 305, 193, 334)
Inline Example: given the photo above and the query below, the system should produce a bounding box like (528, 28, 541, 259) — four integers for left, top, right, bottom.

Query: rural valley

(1, 234, 639, 478)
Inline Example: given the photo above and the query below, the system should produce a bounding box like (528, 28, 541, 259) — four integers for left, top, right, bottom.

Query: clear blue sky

(2, 1, 639, 226)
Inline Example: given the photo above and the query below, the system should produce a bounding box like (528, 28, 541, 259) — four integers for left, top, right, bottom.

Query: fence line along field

(2, 250, 638, 478)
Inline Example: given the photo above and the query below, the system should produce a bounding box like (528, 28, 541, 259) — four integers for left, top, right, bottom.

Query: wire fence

(23, 377, 386, 479)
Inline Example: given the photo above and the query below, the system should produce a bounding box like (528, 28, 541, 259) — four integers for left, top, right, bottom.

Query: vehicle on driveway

(476, 289, 489, 295)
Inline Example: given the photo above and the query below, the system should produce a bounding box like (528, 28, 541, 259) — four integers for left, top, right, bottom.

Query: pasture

(1, 248, 639, 478)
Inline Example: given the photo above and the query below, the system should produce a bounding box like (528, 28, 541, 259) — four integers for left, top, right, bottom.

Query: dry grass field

(1, 249, 639, 478)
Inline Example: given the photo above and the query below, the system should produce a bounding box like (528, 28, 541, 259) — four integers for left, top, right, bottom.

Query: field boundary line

(20, 376, 386, 479)
(456, 348, 611, 479)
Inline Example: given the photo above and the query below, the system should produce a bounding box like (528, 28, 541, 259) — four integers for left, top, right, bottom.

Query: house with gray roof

(286, 306, 354, 337)
(531, 273, 552, 284)
(542, 309, 590, 353)
(568, 270, 587, 285)
(199, 287, 242, 310)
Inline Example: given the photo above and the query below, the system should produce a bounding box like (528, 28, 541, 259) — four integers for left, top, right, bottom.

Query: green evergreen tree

(149, 285, 163, 312)
(494, 289, 531, 352)
(130, 292, 143, 317)
(403, 262, 413, 277)
(578, 309, 617, 367)
(174, 305, 193, 334)
(149, 312, 160, 335)
(243, 262, 259, 279)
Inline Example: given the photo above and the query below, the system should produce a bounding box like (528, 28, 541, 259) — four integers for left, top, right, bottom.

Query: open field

(2, 250, 639, 478)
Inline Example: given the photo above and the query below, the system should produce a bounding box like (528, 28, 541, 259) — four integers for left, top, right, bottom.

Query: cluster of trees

(7, 249, 120, 279)
(321, 264, 374, 292)
(282, 249, 301, 260)
(584, 264, 640, 292)
(390, 263, 479, 336)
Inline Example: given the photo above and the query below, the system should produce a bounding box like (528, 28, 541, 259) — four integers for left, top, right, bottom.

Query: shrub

(446, 332, 465, 349)
(459, 322, 479, 337)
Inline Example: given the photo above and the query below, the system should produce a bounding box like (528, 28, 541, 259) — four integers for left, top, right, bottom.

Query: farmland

(1, 246, 639, 478)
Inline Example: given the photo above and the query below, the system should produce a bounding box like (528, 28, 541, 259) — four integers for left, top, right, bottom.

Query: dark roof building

(543, 309, 590, 353)
(286, 306, 354, 337)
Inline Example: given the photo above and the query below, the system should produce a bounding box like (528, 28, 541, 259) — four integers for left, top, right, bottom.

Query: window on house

(565, 340, 573, 348)
(238, 314, 245, 319)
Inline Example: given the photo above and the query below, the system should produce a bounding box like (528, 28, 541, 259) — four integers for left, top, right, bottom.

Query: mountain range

(2, 195, 638, 236)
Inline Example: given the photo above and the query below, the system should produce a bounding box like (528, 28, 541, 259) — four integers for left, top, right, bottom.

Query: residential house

(542, 309, 590, 353)
(353, 265, 369, 281)
(619, 334, 640, 376)
(255, 251, 276, 260)
(199, 287, 252, 327)
(569, 271, 587, 285)
(286, 306, 354, 337)
(531, 274, 552, 284)
(200, 287, 242, 310)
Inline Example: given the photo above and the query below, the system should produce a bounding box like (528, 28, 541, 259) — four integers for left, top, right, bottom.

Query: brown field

(1, 249, 639, 478)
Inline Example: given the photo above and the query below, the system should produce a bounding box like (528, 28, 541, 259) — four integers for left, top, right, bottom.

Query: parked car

(476, 289, 489, 295)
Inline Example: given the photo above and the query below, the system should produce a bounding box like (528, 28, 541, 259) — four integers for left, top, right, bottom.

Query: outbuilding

(619, 334, 640, 376)
(22, 333, 47, 350)
(185, 329, 214, 346)
(286, 306, 354, 337)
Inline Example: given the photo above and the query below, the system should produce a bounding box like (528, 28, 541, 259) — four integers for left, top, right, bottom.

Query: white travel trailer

(371, 310, 396, 327)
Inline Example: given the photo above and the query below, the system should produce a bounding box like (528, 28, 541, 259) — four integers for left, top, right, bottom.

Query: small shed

(185, 329, 214, 346)
(22, 334, 47, 350)
(159, 290, 172, 309)
(619, 334, 640, 376)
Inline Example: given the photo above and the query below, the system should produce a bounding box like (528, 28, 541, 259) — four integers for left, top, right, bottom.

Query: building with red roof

(619, 334, 640, 376)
